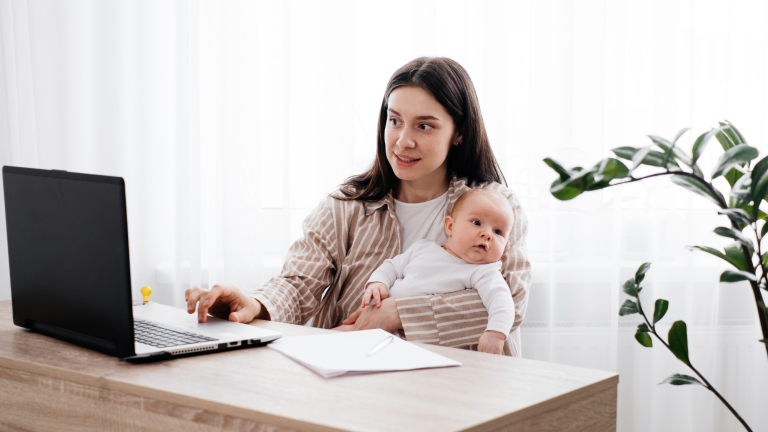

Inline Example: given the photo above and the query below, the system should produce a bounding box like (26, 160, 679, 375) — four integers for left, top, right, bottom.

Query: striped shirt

(250, 175, 532, 356)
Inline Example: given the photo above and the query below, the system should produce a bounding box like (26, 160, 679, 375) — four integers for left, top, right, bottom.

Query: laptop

(2, 166, 281, 362)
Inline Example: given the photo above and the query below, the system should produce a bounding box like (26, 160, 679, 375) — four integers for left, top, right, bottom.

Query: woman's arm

(249, 197, 339, 325)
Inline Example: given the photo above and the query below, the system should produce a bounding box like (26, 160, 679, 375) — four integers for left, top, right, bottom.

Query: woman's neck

(393, 170, 450, 203)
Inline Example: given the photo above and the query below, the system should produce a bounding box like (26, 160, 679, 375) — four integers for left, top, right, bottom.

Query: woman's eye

(389, 117, 400, 126)
(472, 220, 480, 226)
(418, 124, 434, 131)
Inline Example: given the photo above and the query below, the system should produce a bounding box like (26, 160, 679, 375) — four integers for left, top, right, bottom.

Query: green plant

(620, 262, 750, 430)
(543, 121, 766, 431)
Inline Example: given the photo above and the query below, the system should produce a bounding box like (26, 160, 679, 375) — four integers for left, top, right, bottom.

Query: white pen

(367, 335, 394, 357)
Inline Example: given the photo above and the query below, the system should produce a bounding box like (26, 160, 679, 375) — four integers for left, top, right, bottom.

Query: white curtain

(1, 1, 766, 430)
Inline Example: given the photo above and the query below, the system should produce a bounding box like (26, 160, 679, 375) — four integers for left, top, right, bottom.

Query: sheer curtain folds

(1, 1, 767, 431)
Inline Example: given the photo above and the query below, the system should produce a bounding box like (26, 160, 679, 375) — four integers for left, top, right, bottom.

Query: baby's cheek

(492, 241, 507, 261)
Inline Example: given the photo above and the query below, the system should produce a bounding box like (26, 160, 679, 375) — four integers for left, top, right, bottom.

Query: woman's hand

(185, 284, 269, 323)
(336, 297, 402, 333)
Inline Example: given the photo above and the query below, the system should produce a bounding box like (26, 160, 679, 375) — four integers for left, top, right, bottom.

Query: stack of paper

(268, 329, 462, 378)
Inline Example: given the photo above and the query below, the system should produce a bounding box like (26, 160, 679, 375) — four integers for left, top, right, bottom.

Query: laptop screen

(3, 167, 135, 357)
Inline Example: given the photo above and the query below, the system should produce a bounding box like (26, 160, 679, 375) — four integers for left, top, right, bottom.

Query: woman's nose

(397, 129, 416, 149)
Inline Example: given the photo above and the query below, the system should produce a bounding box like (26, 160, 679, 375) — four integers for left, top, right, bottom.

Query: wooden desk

(0, 301, 618, 431)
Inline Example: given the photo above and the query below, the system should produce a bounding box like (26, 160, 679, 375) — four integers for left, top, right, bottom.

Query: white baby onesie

(367, 239, 515, 337)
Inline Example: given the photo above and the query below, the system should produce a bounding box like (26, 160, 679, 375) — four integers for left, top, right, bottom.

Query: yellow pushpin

(140, 286, 152, 303)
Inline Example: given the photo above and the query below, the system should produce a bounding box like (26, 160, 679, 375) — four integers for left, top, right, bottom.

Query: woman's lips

(394, 153, 420, 167)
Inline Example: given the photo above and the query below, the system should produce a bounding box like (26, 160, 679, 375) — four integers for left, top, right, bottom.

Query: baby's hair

(450, 188, 511, 218)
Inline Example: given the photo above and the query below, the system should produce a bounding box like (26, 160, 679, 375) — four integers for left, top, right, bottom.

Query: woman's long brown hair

(339, 57, 506, 201)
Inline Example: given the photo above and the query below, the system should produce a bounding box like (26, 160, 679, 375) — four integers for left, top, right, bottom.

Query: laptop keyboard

(134, 319, 218, 349)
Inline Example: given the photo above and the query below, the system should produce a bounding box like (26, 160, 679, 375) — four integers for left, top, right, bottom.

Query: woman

(185, 57, 531, 356)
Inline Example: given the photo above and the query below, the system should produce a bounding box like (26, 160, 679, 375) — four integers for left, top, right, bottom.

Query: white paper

(267, 329, 462, 378)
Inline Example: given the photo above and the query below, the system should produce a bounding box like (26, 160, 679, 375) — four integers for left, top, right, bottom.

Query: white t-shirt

(393, 191, 449, 252)
(367, 239, 515, 337)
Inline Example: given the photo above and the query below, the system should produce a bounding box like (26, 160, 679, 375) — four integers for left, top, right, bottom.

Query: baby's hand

(361, 282, 389, 308)
(478, 330, 506, 355)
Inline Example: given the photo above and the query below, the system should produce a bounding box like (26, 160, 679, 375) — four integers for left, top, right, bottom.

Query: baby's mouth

(474, 245, 487, 251)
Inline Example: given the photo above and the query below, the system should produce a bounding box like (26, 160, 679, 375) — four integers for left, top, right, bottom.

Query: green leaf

(543, 158, 572, 182)
(729, 173, 752, 202)
(668, 321, 690, 364)
(724, 242, 749, 271)
(648, 134, 672, 150)
(762, 222, 768, 239)
(672, 146, 693, 167)
(622, 279, 638, 297)
(638, 323, 650, 332)
(619, 299, 639, 316)
(715, 129, 736, 152)
(590, 158, 630, 188)
(719, 121, 746, 146)
(550, 177, 584, 201)
(687, 245, 746, 270)
(692, 128, 720, 165)
(750, 156, 768, 206)
(692, 164, 705, 178)
(611, 146, 637, 161)
(672, 128, 690, 145)
(717, 208, 752, 227)
(724, 168, 745, 189)
(720, 269, 757, 283)
(659, 373, 703, 386)
(635, 262, 651, 284)
(611, 147, 680, 170)
(670, 175, 725, 208)
(760, 339, 768, 345)
(635, 331, 653, 347)
(713, 226, 754, 251)
(648, 136, 682, 169)
(630, 146, 653, 173)
(711, 145, 759, 179)
(653, 299, 669, 324)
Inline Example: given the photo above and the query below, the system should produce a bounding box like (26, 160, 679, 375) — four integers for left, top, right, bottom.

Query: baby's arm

(471, 265, 516, 355)
(363, 243, 419, 308)
(478, 330, 506, 354)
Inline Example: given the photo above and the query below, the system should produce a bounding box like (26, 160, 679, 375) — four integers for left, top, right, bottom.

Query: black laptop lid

(3, 166, 135, 358)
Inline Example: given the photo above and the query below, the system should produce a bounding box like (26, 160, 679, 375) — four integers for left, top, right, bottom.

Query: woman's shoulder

(314, 188, 381, 219)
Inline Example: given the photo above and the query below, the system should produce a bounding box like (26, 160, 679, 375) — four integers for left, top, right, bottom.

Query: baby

(362, 188, 515, 355)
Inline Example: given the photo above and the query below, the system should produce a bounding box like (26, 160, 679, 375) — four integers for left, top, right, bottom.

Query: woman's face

(384, 86, 461, 184)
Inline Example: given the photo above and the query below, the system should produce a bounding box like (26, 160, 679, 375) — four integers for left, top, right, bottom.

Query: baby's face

(444, 192, 513, 265)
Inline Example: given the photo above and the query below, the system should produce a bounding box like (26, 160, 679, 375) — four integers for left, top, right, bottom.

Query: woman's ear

(444, 215, 454, 237)
(452, 129, 463, 146)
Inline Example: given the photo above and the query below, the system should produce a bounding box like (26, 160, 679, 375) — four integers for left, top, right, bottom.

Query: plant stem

(736, 219, 768, 359)
(606, 171, 728, 208)
(636, 294, 753, 431)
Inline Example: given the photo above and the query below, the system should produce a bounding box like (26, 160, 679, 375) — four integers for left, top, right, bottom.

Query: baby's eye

(472, 220, 481, 226)
(494, 229, 502, 235)
(418, 124, 434, 131)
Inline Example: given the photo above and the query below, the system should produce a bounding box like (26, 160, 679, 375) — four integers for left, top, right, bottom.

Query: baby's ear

(444, 215, 453, 237)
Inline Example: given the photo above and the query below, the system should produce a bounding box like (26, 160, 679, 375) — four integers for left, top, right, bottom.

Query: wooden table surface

(0, 301, 618, 432)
